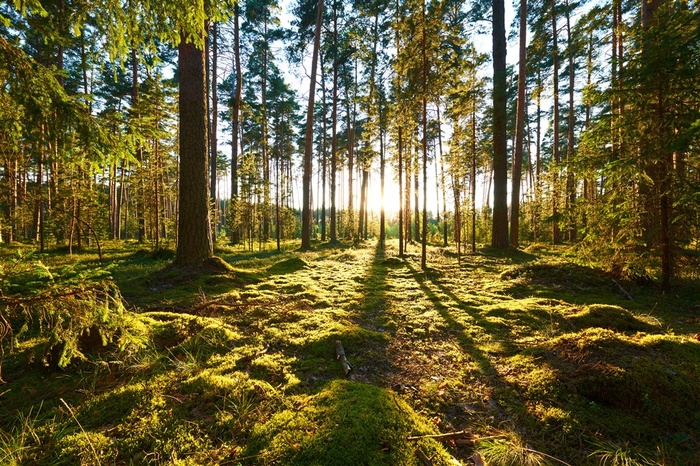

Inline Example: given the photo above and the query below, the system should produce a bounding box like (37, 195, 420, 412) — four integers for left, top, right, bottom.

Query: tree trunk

(395, 0, 403, 255)
(405, 152, 412, 244)
(231, 4, 242, 244)
(471, 102, 477, 253)
(347, 104, 355, 240)
(491, 0, 509, 249)
(398, 125, 404, 255)
(210, 23, 218, 243)
(551, 0, 561, 244)
(437, 107, 447, 247)
(379, 128, 386, 247)
(358, 167, 368, 241)
(320, 50, 327, 242)
(301, 0, 324, 250)
(262, 15, 271, 241)
(420, 0, 428, 269)
(414, 148, 420, 242)
(175, 31, 214, 265)
(330, 7, 339, 244)
(565, 2, 576, 243)
(132, 48, 146, 243)
(510, 0, 527, 248)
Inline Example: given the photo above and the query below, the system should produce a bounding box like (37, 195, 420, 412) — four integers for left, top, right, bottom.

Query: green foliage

(0, 250, 145, 370)
(478, 436, 551, 466)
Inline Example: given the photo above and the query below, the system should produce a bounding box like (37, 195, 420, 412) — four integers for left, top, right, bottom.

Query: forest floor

(1, 239, 699, 465)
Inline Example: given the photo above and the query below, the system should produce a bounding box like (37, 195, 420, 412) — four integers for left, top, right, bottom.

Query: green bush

(0, 250, 145, 371)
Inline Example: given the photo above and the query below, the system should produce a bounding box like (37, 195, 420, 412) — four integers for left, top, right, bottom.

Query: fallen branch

(190, 296, 232, 314)
(612, 279, 634, 301)
(141, 295, 238, 315)
(236, 346, 269, 366)
(407, 430, 472, 442)
(415, 449, 433, 466)
(335, 340, 352, 376)
(0, 286, 102, 307)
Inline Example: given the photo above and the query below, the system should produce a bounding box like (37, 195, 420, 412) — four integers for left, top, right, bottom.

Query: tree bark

(175, 32, 214, 265)
(491, 0, 509, 249)
(471, 102, 477, 253)
(421, 0, 428, 269)
(132, 48, 146, 243)
(231, 4, 242, 244)
(210, 23, 218, 243)
(510, 0, 527, 248)
(551, 0, 561, 244)
(329, 6, 339, 244)
(301, 0, 324, 250)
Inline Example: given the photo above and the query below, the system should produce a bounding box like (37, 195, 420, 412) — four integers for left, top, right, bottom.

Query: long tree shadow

(403, 261, 595, 461)
(277, 240, 394, 389)
(343, 241, 394, 383)
(405, 263, 506, 379)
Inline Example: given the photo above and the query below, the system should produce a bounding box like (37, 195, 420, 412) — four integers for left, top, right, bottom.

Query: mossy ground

(1, 239, 699, 465)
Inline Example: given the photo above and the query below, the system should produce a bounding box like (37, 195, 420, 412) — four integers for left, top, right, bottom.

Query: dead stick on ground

(335, 340, 352, 376)
(612, 279, 634, 301)
(415, 449, 433, 466)
(407, 430, 472, 442)
(236, 346, 269, 366)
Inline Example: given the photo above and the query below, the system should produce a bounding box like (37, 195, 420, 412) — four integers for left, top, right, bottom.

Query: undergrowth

(0, 240, 698, 465)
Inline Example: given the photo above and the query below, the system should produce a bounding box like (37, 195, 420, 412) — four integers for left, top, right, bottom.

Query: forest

(1, 0, 699, 464)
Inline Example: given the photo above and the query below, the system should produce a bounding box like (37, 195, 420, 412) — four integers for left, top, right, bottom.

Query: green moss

(244, 380, 454, 465)
(268, 257, 310, 275)
(3, 239, 699, 465)
(568, 304, 658, 332)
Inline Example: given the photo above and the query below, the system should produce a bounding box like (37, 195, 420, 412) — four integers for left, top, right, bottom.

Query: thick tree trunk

(491, 0, 509, 249)
(175, 32, 214, 265)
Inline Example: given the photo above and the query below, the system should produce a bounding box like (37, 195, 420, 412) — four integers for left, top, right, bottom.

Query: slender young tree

(301, 0, 324, 250)
(551, 0, 561, 244)
(231, 2, 243, 244)
(510, 0, 527, 247)
(210, 22, 218, 243)
(420, 0, 428, 269)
